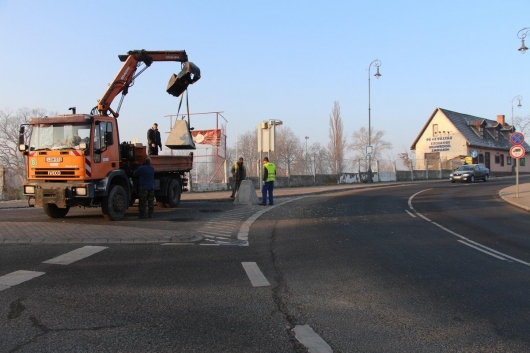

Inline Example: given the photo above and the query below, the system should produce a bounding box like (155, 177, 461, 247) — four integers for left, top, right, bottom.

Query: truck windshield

(29, 123, 91, 151)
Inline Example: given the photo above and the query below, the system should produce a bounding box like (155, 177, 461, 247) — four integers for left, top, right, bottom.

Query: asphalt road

(1, 179, 529, 352)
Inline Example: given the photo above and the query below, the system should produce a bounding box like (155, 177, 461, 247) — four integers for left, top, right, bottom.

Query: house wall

(414, 110, 468, 168)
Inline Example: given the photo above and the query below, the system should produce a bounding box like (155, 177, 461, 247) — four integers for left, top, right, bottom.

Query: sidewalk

(498, 182, 530, 212)
(1, 180, 529, 211)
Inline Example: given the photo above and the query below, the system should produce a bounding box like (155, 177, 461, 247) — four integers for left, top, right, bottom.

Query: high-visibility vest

(264, 162, 276, 182)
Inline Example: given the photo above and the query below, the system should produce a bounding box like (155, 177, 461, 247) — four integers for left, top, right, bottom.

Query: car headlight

(24, 185, 36, 194)
(450, 174, 453, 177)
(462, 173, 470, 177)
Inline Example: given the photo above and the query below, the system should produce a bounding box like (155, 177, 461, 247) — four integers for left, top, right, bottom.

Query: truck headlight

(74, 187, 87, 196)
(24, 185, 36, 194)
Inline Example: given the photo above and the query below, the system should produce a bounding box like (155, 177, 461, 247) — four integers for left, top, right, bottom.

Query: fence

(188, 157, 471, 190)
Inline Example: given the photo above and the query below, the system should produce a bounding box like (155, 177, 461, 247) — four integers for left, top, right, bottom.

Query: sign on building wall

(425, 136, 453, 152)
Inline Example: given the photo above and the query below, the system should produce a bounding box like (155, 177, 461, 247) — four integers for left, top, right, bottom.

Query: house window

(507, 156, 512, 165)
(521, 158, 526, 167)
(479, 154, 484, 163)
(494, 130, 499, 140)
(500, 154, 504, 167)
(495, 155, 500, 164)
(432, 124, 438, 136)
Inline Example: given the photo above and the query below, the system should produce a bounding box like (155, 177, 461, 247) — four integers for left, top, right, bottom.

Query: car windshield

(29, 123, 91, 151)
(456, 165, 474, 171)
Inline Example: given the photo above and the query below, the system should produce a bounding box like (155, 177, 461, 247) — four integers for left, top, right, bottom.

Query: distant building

(411, 107, 530, 175)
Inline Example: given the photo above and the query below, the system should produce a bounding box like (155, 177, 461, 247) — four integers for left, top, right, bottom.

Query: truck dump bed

(134, 146, 192, 172)
(150, 155, 193, 172)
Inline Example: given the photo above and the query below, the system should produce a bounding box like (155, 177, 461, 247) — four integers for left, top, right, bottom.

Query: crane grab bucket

(166, 62, 201, 97)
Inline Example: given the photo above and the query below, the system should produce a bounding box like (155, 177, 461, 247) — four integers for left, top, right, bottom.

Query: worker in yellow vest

(260, 156, 276, 205)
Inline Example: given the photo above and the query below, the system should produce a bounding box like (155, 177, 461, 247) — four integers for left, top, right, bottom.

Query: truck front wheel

(102, 185, 127, 221)
(43, 203, 70, 218)
(165, 178, 181, 208)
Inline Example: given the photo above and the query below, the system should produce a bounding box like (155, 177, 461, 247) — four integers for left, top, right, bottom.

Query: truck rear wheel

(102, 185, 127, 221)
(165, 178, 181, 208)
(43, 203, 70, 218)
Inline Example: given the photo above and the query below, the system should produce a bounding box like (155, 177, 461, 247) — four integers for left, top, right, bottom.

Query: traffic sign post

(510, 132, 525, 146)
(509, 132, 526, 198)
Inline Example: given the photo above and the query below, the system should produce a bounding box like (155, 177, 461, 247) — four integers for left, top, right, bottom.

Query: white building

(411, 107, 530, 175)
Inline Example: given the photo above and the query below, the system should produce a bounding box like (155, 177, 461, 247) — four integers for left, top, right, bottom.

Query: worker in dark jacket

(133, 157, 155, 218)
(147, 123, 162, 155)
(230, 157, 246, 199)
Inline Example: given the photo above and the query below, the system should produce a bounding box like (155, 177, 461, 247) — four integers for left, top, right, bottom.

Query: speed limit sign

(510, 145, 526, 159)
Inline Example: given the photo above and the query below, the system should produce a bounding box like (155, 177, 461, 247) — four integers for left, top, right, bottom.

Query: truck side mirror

(18, 126, 27, 152)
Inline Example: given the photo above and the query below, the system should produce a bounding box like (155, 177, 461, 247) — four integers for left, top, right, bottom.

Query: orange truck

(18, 50, 200, 220)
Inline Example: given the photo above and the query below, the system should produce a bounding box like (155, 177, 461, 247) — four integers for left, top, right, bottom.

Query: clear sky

(1, 0, 529, 158)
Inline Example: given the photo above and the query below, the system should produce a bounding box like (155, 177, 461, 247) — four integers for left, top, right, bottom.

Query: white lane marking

(415, 212, 431, 222)
(461, 238, 530, 267)
(458, 240, 511, 261)
(292, 324, 333, 353)
(42, 246, 107, 265)
(237, 197, 304, 244)
(405, 210, 416, 217)
(410, 190, 530, 267)
(241, 262, 270, 287)
(408, 189, 432, 211)
(431, 222, 530, 266)
(0, 270, 45, 290)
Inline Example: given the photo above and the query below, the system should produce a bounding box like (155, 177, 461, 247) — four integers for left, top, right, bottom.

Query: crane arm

(96, 50, 200, 117)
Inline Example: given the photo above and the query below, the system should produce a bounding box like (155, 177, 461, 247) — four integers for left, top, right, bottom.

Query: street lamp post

(367, 59, 381, 183)
(305, 136, 309, 174)
(511, 95, 523, 126)
(517, 27, 530, 53)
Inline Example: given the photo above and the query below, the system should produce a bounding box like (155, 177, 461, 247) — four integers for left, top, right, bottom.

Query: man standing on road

(230, 157, 246, 199)
(260, 156, 276, 206)
(133, 157, 155, 218)
(147, 123, 162, 155)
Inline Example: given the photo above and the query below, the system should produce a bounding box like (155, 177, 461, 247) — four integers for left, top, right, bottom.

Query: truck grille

(33, 168, 80, 179)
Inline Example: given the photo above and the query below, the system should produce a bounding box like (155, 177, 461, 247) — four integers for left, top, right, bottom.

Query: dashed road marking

(292, 324, 333, 353)
(241, 262, 270, 287)
(0, 270, 45, 291)
(42, 245, 108, 265)
(405, 210, 416, 217)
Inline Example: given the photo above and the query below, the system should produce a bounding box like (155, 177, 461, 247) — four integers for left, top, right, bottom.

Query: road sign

(470, 150, 478, 158)
(510, 132, 525, 146)
(366, 145, 373, 157)
(510, 145, 526, 159)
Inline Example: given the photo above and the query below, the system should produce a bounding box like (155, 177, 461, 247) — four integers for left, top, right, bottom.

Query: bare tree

(0, 108, 48, 193)
(513, 114, 530, 135)
(308, 142, 332, 174)
(397, 144, 415, 170)
(327, 101, 346, 174)
(235, 130, 259, 177)
(349, 126, 392, 163)
(270, 126, 303, 177)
